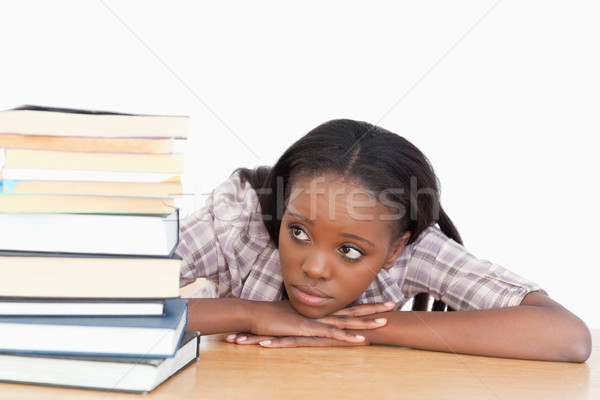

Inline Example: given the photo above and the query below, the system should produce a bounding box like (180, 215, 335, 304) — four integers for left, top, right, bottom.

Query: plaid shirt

(178, 172, 544, 311)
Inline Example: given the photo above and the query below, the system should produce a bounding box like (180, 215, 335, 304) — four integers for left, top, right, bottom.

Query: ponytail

(236, 166, 271, 191)
(437, 207, 463, 245)
(420, 206, 461, 312)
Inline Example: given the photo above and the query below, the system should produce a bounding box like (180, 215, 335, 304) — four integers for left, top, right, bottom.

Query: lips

(292, 285, 332, 306)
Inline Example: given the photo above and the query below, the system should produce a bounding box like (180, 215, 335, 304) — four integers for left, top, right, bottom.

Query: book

(0, 179, 182, 198)
(0, 252, 181, 299)
(0, 298, 188, 358)
(0, 331, 199, 393)
(0, 211, 179, 255)
(0, 298, 166, 317)
(0, 193, 175, 213)
(0, 133, 174, 153)
(1, 148, 184, 173)
(0, 167, 179, 183)
(0, 105, 189, 139)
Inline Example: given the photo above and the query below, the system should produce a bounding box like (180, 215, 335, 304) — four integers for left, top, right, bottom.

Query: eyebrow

(287, 212, 314, 226)
(287, 212, 376, 248)
(338, 233, 376, 248)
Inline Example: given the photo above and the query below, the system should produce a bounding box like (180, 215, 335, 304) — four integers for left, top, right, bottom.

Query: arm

(185, 298, 253, 335)
(184, 297, 392, 342)
(378, 227, 591, 361)
(256, 292, 591, 362)
(354, 292, 591, 362)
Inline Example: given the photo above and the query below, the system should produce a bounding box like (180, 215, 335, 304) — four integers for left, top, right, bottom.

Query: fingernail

(355, 335, 366, 341)
(259, 340, 272, 346)
(226, 334, 237, 340)
(375, 318, 387, 323)
(384, 302, 395, 307)
(237, 336, 247, 342)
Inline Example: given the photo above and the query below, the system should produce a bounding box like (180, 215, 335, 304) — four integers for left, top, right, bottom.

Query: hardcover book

(0, 193, 175, 214)
(0, 252, 181, 299)
(0, 168, 180, 183)
(0, 105, 189, 139)
(0, 331, 200, 393)
(0, 179, 182, 198)
(0, 298, 166, 317)
(0, 133, 174, 153)
(1, 148, 184, 173)
(0, 211, 179, 256)
(0, 299, 188, 358)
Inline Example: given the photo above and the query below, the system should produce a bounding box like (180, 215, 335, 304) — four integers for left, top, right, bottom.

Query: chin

(291, 302, 331, 319)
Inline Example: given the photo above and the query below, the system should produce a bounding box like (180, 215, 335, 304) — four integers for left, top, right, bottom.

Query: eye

(289, 225, 310, 242)
(339, 245, 365, 261)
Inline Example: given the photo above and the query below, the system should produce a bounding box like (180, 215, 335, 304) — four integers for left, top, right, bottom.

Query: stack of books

(0, 105, 199, 393)
(0, 105, 186, 214)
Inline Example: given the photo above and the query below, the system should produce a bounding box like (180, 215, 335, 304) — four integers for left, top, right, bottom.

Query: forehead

(285, 174, 390, 225)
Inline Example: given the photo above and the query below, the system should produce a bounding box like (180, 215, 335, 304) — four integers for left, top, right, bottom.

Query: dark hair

(239, 119, 461, 311)
(239, 119, 462, 247)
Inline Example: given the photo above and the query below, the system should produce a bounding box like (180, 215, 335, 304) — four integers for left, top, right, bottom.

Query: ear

(382, 231, 411, 270)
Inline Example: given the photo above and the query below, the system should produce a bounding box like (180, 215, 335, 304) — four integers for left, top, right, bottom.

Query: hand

(321, 301, 397, 326)
(226, 333, 369, 348)
(227, 301, 395, 345)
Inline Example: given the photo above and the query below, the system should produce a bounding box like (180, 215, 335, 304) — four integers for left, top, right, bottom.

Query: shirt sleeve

(176, 172, 264, 297)
(402, 226, 546, 310)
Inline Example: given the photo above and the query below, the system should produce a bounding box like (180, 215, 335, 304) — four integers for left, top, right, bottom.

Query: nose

(301, 251, 333, 280)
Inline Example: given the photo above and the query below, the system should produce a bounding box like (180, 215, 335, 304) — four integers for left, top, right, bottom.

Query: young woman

(178, 119, 591, 362)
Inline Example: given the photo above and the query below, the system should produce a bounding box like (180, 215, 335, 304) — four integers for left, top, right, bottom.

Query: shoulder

(209, 171, 256, 209)
(178, 172, 279, 296)
(389, 225, 455, 280)
(405, 225, 458, 259)
(204, 171, 264, 228)
(179, 171, 270, 250)
(399, 225, 475, 274)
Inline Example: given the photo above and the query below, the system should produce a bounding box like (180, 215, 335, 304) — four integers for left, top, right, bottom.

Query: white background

(1, 1, 598, 328)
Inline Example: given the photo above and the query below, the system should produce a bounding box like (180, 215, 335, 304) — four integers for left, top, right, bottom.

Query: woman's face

(278, 174, 409, 318)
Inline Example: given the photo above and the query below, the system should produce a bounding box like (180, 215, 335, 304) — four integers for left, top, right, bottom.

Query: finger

(301, 321, 367, 343)
(236, 334, 275, 345)
(225, 333, 241, 343)
(259, 336, 366, 348)
(316, 315, 388, 330)
(330, 301, 396, 317)
(225, 333, 275, 345)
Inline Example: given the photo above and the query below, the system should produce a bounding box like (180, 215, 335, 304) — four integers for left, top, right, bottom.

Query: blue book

(0, 332, 200, 394)
(0, 299, 187, 358)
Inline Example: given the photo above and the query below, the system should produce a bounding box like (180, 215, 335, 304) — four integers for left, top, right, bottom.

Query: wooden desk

(2, 330, 598, 399)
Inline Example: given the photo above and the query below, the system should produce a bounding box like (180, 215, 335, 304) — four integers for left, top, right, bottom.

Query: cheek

(342, 262, 385, 295)
(278, 234, 298, 274)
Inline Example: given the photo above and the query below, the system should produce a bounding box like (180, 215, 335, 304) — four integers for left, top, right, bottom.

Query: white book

(0, 299, 165, 317)
(0, 211, 179, 256)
